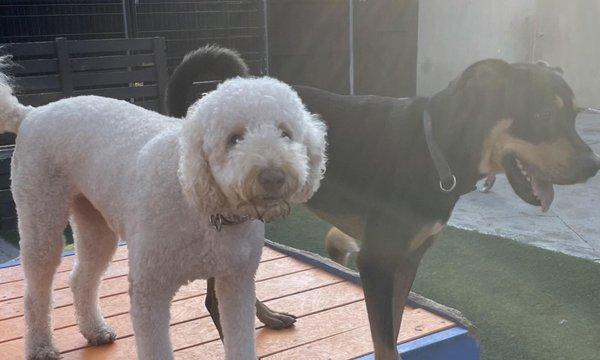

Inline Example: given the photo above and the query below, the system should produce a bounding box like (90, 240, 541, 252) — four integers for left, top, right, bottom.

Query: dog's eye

(228, 134, 243, 146)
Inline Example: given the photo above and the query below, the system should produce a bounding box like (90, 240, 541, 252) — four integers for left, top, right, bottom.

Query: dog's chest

(181, 223, 264, 279)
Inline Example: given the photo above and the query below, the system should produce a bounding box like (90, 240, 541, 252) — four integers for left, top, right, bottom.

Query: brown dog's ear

(457, 59, 512, 91)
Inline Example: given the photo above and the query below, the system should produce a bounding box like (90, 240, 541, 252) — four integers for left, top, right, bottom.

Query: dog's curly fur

(0, 54, 326, 360)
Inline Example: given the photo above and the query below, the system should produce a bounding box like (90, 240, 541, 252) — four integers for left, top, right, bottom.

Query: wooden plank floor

(0, 246, 455, 359)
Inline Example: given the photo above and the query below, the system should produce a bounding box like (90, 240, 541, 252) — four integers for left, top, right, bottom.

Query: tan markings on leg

(311, 209, 365, 240)
(408, 222, 445, 252)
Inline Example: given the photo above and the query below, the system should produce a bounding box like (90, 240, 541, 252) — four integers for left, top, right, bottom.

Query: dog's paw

(26, 345, 60, 360)
(257, 308, 297, 329)
(83, 324, 117, 346)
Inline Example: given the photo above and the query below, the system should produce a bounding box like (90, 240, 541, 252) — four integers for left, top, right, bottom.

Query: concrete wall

(416, 0, 535, 96)
(416, 0, 600, 107)
(533, 0, 600, 107)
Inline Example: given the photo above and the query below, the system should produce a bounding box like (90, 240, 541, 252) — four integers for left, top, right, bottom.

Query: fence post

(122, 0, 138, 38)
(153, 37, 168, 114)
(55, 37, 73, 97)
(261, 0, 270, 75)
(348, 0, 355, 95)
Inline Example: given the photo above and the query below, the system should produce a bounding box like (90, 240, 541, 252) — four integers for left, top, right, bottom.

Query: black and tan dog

(166, 47, 600, 360)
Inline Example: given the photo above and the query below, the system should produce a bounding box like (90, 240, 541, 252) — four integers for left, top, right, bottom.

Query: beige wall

(416, 0, 535, 96)
(534, 0, 600, 107)
(416, 0, 599, 107)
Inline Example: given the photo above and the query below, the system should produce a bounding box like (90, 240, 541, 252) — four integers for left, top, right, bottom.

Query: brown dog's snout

(258, 168, 286, 194)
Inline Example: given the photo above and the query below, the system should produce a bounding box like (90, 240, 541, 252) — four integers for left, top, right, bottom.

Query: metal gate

(266, 0, 418, 97)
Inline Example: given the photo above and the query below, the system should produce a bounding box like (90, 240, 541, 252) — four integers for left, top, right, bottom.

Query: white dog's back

(18, 95, 177, 162)
(11, 95, 181, 230)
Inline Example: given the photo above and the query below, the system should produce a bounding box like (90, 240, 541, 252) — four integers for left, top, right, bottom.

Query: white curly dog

(0, 54, 326, 359)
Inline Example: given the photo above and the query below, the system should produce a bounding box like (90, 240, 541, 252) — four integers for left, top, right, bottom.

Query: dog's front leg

(215, 273, 257, 360)
(358, 248, 403, 360)
(129, 277, 178, 360)
(358, 212, 436, 360)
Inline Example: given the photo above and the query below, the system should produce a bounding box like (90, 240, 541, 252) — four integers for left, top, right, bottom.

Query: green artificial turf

(266, 205, 600, 360)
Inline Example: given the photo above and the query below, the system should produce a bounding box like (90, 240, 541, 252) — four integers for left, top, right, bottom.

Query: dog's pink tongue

(532, 178, 554, 212)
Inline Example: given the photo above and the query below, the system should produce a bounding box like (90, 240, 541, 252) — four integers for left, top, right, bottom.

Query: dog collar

(423, 109, 457, 192)
(209, 214, 251, 231)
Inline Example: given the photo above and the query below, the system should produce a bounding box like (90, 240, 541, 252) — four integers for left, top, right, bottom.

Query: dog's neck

(422, 95, 500, 196)
(209, 213, 252, 231)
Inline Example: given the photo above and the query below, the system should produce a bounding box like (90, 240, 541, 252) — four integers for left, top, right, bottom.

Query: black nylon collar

(423, 109, 457, 192)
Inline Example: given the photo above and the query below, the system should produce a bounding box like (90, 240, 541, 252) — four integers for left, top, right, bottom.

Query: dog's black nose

(258, 168, 286, 193)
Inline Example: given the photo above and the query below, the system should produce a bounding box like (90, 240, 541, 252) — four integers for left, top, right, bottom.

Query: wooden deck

(0, 245, 476, 359)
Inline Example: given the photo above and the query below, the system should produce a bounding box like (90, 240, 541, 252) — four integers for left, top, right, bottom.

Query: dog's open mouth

(502, 154, 554, 212)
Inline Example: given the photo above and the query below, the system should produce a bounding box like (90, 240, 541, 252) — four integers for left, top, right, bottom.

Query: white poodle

(0, 54, 326, 360)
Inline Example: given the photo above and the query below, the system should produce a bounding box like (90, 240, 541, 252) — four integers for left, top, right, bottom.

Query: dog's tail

(166, 45, 249, 118)
(0, 55, 30, 134)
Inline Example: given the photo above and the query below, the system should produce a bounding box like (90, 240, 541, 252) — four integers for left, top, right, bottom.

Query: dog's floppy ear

(293, 113, 327, 203)
(178, 116, 228, 215)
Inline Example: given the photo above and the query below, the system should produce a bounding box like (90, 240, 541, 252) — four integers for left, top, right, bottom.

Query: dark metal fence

(267, 0, 418, 97)
(0, 1, 125, 43)
(0, 0, 267, 75)
(134, 0, 267, 74)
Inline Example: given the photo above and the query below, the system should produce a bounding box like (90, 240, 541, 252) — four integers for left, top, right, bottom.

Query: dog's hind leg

(205, 277, 224, 338)
(255, 299, 297, 329)
(69, 195, 118, 345)
(207, 278, 296, 337)
(14, 174, 70, 359)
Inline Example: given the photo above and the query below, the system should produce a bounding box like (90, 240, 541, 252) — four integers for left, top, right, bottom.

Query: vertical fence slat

(153, 37, 168, 114)
(55, 37, 73, 97)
